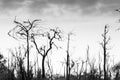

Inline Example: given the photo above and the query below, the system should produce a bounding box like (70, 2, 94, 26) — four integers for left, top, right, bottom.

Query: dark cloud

(0, 0, 120, 15)
(0, 0, 25, 10)
(28, 0, 99, 12)
(27, 0, 49, 13)
(99, 0, 120, 12)
(46, 0, 99, 7)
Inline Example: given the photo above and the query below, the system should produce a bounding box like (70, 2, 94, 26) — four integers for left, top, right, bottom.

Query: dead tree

(8, 19, 40, 80)
(32, 27, 62, 79)
(66, 33, 73, 80)
(98, 52, 102, 80)
(85, 46, 90, 80)
(100, 25, 110, 80)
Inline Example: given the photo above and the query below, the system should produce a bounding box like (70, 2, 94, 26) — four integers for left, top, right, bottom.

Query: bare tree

(100, 25, 110, 80)
(85, 46, 90, 80)
(31, 27, 62, 79)
(8, 19, 41, 80)
(66, 33, 73, 80)
(98, 52, 102, 80)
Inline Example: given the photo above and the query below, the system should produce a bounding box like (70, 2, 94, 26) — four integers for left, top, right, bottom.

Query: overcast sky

(0, 0, 120, 74)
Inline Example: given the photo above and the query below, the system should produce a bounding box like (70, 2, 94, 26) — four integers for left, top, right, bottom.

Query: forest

(0, 11, 120, 80)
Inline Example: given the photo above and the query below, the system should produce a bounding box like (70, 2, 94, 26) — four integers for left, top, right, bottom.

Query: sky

(0, 0, 120, 74)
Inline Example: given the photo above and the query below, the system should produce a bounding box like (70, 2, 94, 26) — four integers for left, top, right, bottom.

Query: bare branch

(14, 20, 27, 31)
(28, 19, 41, 31)
(31, 36, 43, 56)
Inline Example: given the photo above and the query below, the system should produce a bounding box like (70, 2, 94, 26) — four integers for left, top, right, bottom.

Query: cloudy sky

(0, 0, 120, 74)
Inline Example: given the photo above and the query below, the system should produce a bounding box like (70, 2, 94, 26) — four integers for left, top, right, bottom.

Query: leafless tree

(100, 25, 110, 80)
(98, 52, 102, 80)
(66, 33, 73, 80)
(31, 27, 62, 79)
(8, 18, 41, 80)
(85, 46, 90, 80)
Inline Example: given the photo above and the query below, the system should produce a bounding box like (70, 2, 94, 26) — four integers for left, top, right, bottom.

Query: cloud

(28, 0, 99, 14)
(46, 0, 99, 7)
(0, 0, 25, 10)
(0, 0, 120, 16)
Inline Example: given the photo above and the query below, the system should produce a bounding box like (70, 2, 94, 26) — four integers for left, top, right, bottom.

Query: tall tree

(32, 27, 62, 79)
(66, 33, 73, 80)
(8, 19, 40, 80)
(100, 25, 110, 80)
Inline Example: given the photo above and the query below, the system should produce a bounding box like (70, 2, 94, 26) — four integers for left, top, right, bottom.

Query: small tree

(66, 33, 74, 80)
(98, 52, 102, 80)
(85, 46, 90, 80)
(100, 25, 110, 80)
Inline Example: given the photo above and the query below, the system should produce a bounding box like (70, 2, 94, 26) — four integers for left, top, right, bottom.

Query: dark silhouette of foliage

(112, 62, 120, 80)
(10, 46, 27, 80)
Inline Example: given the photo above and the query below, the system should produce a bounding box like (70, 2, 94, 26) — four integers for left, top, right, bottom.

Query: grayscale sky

(0, 0, 120, 74)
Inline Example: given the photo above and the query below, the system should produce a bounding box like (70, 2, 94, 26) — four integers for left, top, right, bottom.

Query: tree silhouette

(31, 27, 62, 79)
(85, 46, 90, 80)
(0, 53, 6, 73)
(8, 18, 41, 80)
(66, 33, 74, 80)
(100, 25, 110, 80)
(98, 52, 102, 80)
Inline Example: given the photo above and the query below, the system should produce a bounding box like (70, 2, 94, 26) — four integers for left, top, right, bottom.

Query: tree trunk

(42, 56, 46, 79)
(104, 47, 107, 80)
(66, 53, 69, 80)
(27, 32, 30, 80)
(103, 33, 107, 80)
